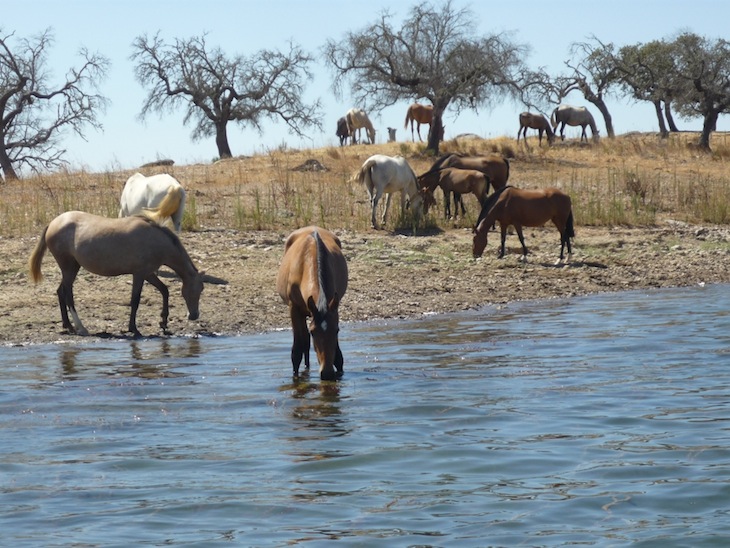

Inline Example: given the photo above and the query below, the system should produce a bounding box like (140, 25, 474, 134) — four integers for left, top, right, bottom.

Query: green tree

(131, 33, 322, 159)
(323, 0, 528, 154)
(0, 29, 108, 181)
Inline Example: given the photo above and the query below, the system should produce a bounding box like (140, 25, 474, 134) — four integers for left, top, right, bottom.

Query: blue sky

(4, 0, 729, 172)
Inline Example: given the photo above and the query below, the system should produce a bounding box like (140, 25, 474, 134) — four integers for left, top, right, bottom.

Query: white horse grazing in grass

(355, 154, 423, 229)
(345, 108, 376, 145)
(119, 173, 186, 232)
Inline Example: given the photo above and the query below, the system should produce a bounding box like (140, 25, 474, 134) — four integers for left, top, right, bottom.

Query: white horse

(345, 108, 376, 145)
(550, 105, 599, 143)
(355, 154, 423, 229)
(119, 173, 186, 232)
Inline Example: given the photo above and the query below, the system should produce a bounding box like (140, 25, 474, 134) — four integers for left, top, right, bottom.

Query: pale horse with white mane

(551, 105, 599, 143)
(119, 173, 187, 232)
(355, 154, 423, 229)
(345, 108, 376, 145)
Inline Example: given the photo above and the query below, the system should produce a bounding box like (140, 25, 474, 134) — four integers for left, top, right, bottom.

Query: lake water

(1, 284, 729, 546)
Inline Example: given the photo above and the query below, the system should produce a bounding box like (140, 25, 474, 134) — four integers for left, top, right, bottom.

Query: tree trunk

(653, 100, 669, 138)
(0, 145, 18, 181)
(698, 110, 718, 151)
(215, 122, 233, 159)
(663, 100, 680, 132)
(590, 98, 615, 139)
(426, 110, 444, 155)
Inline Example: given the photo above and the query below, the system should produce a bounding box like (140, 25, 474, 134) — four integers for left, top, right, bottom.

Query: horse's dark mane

(312, 230, 329, 316)
(475, 185, 512, 228)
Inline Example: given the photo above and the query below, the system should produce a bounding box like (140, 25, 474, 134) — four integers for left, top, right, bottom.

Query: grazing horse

(345, 108, 376, 145)
(551, 105, 599, 143)
(472, 185, 574, 263)
(29, 211, 205, 337)
(119, 173, 186, 232)
(276, 226, 348, 380)
(404, 103, 433, 141)
(355, 154, 423, 229)
(418, 168, 489, 219)
(336, 116, 350, 146)
(427, 153, 510, 193)
(517, 112, 555, 145)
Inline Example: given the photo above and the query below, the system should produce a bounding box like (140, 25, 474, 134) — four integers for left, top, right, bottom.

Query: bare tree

(322, 0, 528, 154)
(131, 33, 322, 159)
(0, 28, 108, 181)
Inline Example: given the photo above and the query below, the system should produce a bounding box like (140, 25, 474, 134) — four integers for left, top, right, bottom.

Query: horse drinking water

(276, 226, 348, 380)
(119, 173, 187, 232)
(404, 103, 433, 142)
(472, 185, 574, 263)
(355, 154, 423, 229)
(29, 212, 205, 337)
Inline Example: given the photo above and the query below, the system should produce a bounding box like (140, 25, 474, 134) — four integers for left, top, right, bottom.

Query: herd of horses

(28, 102, 588, 381)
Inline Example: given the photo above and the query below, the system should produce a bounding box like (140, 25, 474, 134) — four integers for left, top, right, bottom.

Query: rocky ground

(3, 219, 730, 346)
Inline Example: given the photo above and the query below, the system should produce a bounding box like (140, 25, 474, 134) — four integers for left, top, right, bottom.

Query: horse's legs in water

(334, 342, 344, 375)
(128, 274, 148, 337)
(143, 273, 170, 332)
(56, 261, 89, 336)
(289, 309, 310, 376)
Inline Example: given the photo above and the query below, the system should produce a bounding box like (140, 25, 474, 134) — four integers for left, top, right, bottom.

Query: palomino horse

(29, 211, 205, 337)
(336, 116, 349, 146)
(472, 185, 575, 263)
(517, 112, 555, 146)
(404, 103, 433, 142)
(355, 154, 424, 229)
(119, 173, 186, 232)
(345, 108, 376, 144)
(550, 105, 599, 143)
(276, 226, 348, 380)
(418, 167, 489, 219)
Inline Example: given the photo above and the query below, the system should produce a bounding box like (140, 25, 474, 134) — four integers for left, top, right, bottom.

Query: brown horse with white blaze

(472, 186, 575, 263)
(29, 211, 205, 337)
(277, 226, 348, 380)
(404, 103, 433, 141)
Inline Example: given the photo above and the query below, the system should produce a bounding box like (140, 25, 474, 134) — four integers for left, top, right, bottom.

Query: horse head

(419, 189, 437, 214)
(472, 223, 489, 258)
(181, 270, 205, 321)
(307, 294, 342, 380)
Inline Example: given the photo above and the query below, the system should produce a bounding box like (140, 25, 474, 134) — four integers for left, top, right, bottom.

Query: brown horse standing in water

(472, 186, 574, 263)
(418, 167, 489, 219)
(517, 112, 555, 146)
(404, 103, 433, 142)
(29, 211, 205, 337)
(276, 226, 348, 380)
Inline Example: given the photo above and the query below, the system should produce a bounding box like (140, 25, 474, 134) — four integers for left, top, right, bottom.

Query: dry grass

(2, 131, 730, 238)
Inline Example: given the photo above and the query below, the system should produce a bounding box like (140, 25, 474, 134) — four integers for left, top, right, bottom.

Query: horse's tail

(143, 185, 183, 229)
(550, 107, 559, 129)
(404, 106, 412, 129)
(565, 210, 575, 239)
(503, 157, 510, 182)
(475, 185, 511, 230)
(358, 157, 378, 195)
(29, 225, 49, 283)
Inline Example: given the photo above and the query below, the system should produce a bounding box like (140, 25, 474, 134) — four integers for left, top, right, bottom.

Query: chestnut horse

(426, 153, 510, 194)
(418, 167, 489, 219)
(517, 112, 555, 146)
(404, 103, 433, 141)
(472, 185, 574, 263)
(29, 211, 205, 337)
(276, 226, 348, 380)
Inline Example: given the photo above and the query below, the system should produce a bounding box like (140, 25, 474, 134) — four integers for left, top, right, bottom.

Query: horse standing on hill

(119, 173, 186, 232)
(29, 212, 205, 337)
(276, 226, 348, 380)
(404, 103, 433, 142)
(336, 116, 350, 146)
(551, 105, 599, 143)
(472, 185, 574, 263)
(345, 108, 376, 145)
(355, 154, 423, 229)
(517, 112, 555, 146)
